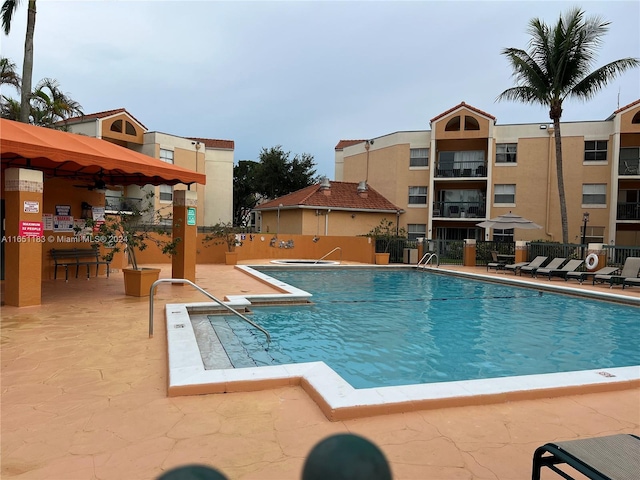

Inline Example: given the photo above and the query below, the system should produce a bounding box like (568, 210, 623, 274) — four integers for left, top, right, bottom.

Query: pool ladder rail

(148, 278, 271, 343)
(416, 252, 439, 269)
(316, 247, 342, 264)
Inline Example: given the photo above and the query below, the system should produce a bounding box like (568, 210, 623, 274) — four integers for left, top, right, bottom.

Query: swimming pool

(207, 268, 640, 389)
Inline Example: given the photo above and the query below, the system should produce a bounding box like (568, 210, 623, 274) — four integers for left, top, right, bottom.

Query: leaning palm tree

(497, 8, 639, 243)
(1, 0, 36, 124)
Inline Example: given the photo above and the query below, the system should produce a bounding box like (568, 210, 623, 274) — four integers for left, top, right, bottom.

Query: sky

(2, 0, 639, 179)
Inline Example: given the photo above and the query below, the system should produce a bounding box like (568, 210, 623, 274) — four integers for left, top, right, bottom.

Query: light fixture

(539, 125, 547, 129)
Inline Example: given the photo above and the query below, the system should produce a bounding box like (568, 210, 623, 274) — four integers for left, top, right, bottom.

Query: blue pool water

(208, 268, 640, 389)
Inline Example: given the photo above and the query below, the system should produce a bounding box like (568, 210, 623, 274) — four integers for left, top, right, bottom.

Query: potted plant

(367, 218, 406, 265)
(85, 191, 181, 296)
(203, 221, 243, 265)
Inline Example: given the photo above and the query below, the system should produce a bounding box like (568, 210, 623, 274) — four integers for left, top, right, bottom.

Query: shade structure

(0, 118, 206, 186)
(476, 212, 542, 230)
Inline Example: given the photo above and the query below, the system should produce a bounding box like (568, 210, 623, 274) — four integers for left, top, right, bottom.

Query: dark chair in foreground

(505, 256, 547, 275)
(565, 266, 620, 284)
(302, 433, 392, 480)
(532, 433, 640, 480)
(593, 257, 640, 287)
(536, 259, 584, 280)
(523, 257, 565, 277)
(487, 251, 506, 272)
(157, 464, 228, 479)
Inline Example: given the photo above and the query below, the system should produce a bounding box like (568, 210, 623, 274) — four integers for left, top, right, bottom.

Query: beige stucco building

(335, 101, 640, 246)
(61, 109, 234, 226)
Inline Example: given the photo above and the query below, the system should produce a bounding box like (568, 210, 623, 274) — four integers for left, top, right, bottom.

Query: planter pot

(225, 251, 238, 265)
(374, 253, 390, 265)
(123, 268, 161, 297)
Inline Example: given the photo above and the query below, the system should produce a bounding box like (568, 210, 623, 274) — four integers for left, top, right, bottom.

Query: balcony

(433, 202, 486, 219)
(617, 202, 640, 221)
(436, 162, 487, 178)
(105, 196, 142, 214)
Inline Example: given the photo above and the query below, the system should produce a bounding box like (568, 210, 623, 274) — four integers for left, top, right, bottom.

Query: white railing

(416, 252, 439, 269)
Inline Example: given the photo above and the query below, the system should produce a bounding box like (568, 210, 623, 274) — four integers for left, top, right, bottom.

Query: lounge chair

(505, 256, 546, 275)
(593, 256, 640, 287)
(532, 433, 640, 480)
(623, 276, 640, 289)
(536, 259, 584, 280)
(522, 257, 564, 277)
(487, 251, 505, 272)
(565, 266, 620, 284)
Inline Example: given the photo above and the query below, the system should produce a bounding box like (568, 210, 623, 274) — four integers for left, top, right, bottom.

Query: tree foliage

(232, 146, 319, 227)
(497, 8, 639, 243)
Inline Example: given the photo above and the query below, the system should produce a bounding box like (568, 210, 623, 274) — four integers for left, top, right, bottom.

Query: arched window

(465, 116, 479, 130)
(125, 121, 136, 135)
(632, 111, 640, 124)
(110, 119, 123, 133)
(445, 116, 460, 131)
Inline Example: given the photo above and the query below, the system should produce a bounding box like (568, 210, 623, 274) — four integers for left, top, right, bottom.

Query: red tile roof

(60, 108, 148, 129)
(255, 181, 401, 212)
(613, 98, 640, 115)
(430, 101, 496, 123)
(188, 137, 234, 150)
(335, 139, 366, 150)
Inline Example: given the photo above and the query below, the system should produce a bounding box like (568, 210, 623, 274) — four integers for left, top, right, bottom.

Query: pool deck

(2, 262, 639, 479)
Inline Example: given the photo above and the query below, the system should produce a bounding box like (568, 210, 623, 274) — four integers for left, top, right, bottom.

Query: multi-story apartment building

(335, 100, 640, 246)
(61, 109, 234, 226)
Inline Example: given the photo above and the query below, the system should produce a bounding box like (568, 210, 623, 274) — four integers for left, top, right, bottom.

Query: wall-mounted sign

(55, 205, 71, 216)
(23, 201, 39, 213)
(20, 221, 43, 237)
(53, 215, 74, 232)
(187, 207, 196, 226)
(42, 214, 54, 231)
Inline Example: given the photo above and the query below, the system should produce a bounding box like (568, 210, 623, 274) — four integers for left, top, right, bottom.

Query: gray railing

(433, 201, 485, 218)
(435, 162, 487, 178)
(148, 278, 271, 343)
(617, 202, 640, 220)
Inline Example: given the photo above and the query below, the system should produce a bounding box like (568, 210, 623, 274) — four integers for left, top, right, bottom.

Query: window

(408, 186, 427, 205)
(581, 226, 605, 244)
(496, 143, 517, 163)
(493, 229, 514, 243)
(125, 121, 136, 135)
(407, 224, 426, 241)
(159, 184, 173, 202)
(410, 148, 429, 167)
(464, 116, 479, 130)
(620, 147, 640, 175)
(160, 148, 174, 164)
(582, 184, 606, 205)
(110, 119, 122, 133)
(494, 184, 515, 204)
(584, 140, 607, 162)
(445, 116, 460, 131)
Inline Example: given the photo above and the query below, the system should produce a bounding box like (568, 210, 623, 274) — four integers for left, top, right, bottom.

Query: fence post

(515, 240, 528, 263)
(463, 239, 476, 267)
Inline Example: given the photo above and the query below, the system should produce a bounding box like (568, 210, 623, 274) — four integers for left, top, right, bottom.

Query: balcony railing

(105, 196, 142, 213)
(617, 202, 640, 220)
(433, 202, 486, 219)
(436, 162, 487, 178)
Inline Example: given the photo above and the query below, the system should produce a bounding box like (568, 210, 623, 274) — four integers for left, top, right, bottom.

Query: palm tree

(497, 8, 639, 243)
(0, 55, 20, 89)
(1, 0, 36, 124)
(30, 77, 83, 127)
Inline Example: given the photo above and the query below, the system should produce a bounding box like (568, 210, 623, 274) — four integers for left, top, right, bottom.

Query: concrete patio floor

(1, 263, 639, 479)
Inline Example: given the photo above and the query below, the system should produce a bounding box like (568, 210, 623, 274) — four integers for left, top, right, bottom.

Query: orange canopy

(0, 119, 206, 186)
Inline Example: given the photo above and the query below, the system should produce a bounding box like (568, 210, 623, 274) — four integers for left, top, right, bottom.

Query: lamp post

(365, 139, 374, 183)
(581, 212, 590, 258)
(276, 203, 283, 238)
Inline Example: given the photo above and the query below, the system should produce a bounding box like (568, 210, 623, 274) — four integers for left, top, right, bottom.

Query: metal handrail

(316, 247, 342, 263)
(148, 278, 271, 343)
(416, 252, 439, 268)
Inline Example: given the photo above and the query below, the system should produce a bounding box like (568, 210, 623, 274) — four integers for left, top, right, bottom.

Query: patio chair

(623, 276, 640, 289)
(532, 433, 640, 480)
(448, 205, 460, 218)
(522, 257, 565, 277)
(565, 266, 620, 284)
(593, 257, 640, 287)
(487, 251, 506, 272)
(505, 256, 547, 275)
(536, 259, 583, 280)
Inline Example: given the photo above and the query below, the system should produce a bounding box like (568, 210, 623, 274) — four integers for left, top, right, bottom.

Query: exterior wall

(338, 104, 640, 244)
(99, 113, 145, 145)
(68, 120, 98, 138)
(203, 147, 234, 226)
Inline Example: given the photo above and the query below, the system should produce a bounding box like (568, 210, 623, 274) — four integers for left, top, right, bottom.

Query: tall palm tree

(1, 0, 36, 124)
(497, 8, 639, 243)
